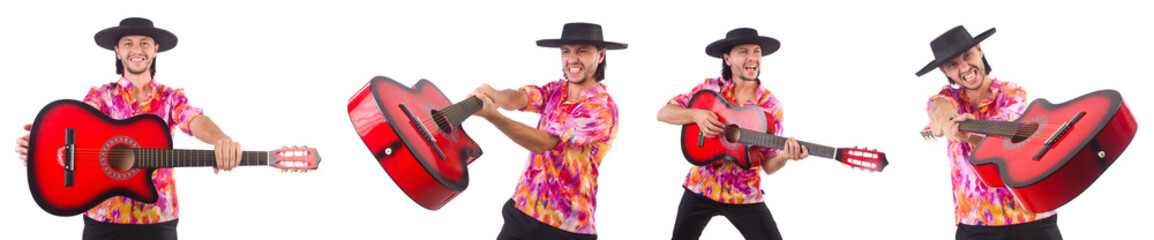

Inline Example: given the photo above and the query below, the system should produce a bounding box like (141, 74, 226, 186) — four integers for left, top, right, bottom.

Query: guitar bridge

(1032, 112, 1085, 160)
(399, 103, 447, 160)
(63, 128, 75, 187)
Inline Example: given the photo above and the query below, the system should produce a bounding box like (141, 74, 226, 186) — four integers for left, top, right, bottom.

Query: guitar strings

(412, 97, 483, 133)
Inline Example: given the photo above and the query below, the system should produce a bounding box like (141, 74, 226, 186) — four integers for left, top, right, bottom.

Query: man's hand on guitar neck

(928, 99, 978, 145)
(761, 137, 809, 175)
(15, 124, 31, 166)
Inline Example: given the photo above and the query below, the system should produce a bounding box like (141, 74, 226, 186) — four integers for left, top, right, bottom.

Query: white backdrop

(1, 1, 1150, 239)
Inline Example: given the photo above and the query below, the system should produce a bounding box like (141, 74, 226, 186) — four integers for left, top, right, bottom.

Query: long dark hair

(720, 59, 732, 80)
(115, 57, 157, 78)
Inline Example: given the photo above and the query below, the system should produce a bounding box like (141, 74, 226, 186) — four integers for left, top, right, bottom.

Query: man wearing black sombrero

(469, 22, 624, 239)
(14, 17, 244, 239)
(657, 28, 809, 240)
(920, 25, 1062, 240)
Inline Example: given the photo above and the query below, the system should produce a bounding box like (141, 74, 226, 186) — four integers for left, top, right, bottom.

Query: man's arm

(657, 103, 725, 138)
(188, 115, 241, 173)
(471, 84, 561, 154)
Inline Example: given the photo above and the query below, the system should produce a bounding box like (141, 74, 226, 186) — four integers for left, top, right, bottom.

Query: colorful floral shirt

(669, 77, 783, 204)
(81, 78, 203, 224)
(510, 79, 618, 234)
(927, 78, 1056, 226)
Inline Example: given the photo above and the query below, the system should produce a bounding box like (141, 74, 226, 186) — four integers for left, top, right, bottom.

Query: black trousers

(956, 214, 1062, 240)
(671, 188, 782, 240)
(83, 216, 178, 240)
(496, 199, 597, 240)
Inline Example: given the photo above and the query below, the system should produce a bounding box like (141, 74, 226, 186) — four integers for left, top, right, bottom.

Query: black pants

(671, 188, 782, 240)
(956, 214, 1062, 240)
(83, 216, 178, 240)
(496, 199, 596, 240)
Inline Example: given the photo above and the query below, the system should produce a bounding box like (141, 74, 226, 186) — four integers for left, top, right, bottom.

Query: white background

(1, 1, 1150, 239)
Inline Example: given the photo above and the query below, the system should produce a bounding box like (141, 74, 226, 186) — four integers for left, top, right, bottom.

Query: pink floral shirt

(927, 78, 1056, 226)
(510, 79, 618, 234)
(81, 78, 203, 224)
(669, 77, 783, 204)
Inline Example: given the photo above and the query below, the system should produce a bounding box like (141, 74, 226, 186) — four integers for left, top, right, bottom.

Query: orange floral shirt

(81, 78, 202, 224)
(510, 79, 618, 234)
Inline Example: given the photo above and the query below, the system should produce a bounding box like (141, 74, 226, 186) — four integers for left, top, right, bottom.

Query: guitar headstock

(272, 146, 321, 172)
(836, 147, 888, 172)
(919, 126, 937, 143)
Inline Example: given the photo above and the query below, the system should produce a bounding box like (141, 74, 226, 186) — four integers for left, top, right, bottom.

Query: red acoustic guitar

(27, 99, 320, 216)
(920, 89, 1137, 212)
(347, 76, 483, 210)
(681, 90, 888, 172)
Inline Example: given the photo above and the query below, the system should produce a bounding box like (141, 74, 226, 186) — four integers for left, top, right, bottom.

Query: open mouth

(960, 69, 978, 85)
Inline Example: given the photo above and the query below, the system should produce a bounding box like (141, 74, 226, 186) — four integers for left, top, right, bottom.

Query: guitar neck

(958, 120, 1026, 138)
(132, 149, 272, 168)
(733, 128, 839, 159)
(441, 96, 482, 127)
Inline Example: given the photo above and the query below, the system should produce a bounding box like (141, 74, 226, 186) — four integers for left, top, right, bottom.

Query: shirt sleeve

(556, 100, 617, 148)
(167, 88, 204, 137)
(82, 87, 106, 111)
(668, 78, 721, 107)
(926, 85, 962, 113)
(518, 83, 549, 114)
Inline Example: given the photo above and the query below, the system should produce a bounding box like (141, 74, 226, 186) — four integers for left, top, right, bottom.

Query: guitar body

(969, 89, 1137, 212)
(681, 90, 772, 169)
(28, 99, 172, 216)
(347, 76, 482, 210)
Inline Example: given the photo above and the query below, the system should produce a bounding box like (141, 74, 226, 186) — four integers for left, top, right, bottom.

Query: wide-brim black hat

(536, 22, 627, 50)
(94, 17, 178, 52)
(705, 28, 780, 58)
(915, 25, 995, 76)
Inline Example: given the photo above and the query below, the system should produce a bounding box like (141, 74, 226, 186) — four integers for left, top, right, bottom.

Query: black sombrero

(536, 22, 627, 50)
(94, 17, 178, 52)
(915, 25, 995, 76)
(705, 28, 780, 58)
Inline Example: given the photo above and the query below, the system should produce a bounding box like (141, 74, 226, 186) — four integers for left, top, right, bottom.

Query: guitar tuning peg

(281, 145, 288, 149)
(281, 169, 287, 173)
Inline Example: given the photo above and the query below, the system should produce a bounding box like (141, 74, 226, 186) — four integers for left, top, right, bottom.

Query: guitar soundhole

(430, 109, 453, 135)
(107, 145, 135, 172)
(724, 125, 741, 143)
(1012, 123, 1040, 144)
(100, 136, 140, 180)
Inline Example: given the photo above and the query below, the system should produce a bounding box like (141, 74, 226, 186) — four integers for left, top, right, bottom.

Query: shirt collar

(719, 76, 766, 105)
(559, 79, 609, 104)
(116, 77, 158, 90)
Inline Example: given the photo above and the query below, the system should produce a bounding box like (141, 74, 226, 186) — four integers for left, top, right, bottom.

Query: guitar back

(968, 90, 1137, 212)
(348, 76, 482, 210)
(681, 90, 772, 169)
(28, 100, 172, 216)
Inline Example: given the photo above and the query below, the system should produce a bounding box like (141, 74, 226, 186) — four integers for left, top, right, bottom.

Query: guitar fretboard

(131, 149, 271, 168)
(734, 128, 838, 159)
(958, 120, 1028, 138)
